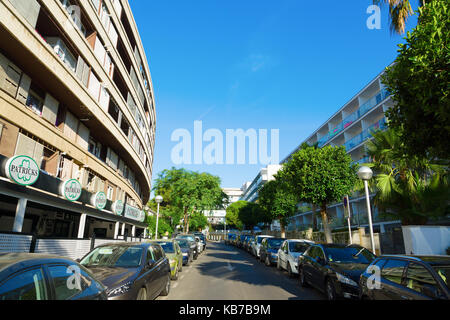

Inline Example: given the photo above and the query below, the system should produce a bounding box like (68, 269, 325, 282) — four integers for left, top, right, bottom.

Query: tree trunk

(320, 203, 333, 244)
(182, 207, 188, 233)
(279, 218, 286, 238)
(312, 204, 317, 230)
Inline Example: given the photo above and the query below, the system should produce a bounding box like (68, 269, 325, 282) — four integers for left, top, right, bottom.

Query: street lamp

(155, 195, 163, 240)
(357, 166, 376, 254)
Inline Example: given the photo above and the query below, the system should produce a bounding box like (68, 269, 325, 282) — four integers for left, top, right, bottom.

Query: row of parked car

(0, 232, 207, 300)
(225, 233, 450, 300)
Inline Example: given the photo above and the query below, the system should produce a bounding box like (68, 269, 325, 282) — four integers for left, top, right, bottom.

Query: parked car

(192, 232, 206, 250)
(259, 237, 286, 266)
(298, 244, 376, 300)
(251, 235, 274, 258)
(359, 255, 450, 300)
(151, 240, 183, 280)
(0, 253, 107, 300)
(194, 236, 204, 254)
(174, 239, 194, 266)
(175, 234, 199, 260)
(245, 236, 256, 253)
(277, 240, 314, 277)
(80, 242, 171, 300)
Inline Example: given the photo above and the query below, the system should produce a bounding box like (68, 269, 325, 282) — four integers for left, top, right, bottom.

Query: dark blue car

(259, 238, 286, 266)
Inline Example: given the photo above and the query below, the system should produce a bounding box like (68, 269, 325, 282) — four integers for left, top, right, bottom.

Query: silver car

(251, 235, 274, 258)
(277, 239, 314, 276)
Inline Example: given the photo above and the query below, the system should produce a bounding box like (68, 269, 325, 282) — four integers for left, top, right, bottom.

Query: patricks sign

(5, 155, 40, 186)
(112, 200, 124, 215)
(124, 204, 145, 222)
(91, 192, 107, 210)
(60, 179, 82, 202)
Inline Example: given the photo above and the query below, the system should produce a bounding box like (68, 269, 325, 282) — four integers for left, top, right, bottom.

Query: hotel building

(283, 69, 400, 234)
(0, 0, 155, 239)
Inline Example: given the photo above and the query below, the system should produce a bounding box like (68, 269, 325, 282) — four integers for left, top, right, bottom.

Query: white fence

(0, 233, 146, 260)
(402, 226, 450, 255)
(0, 233, 32, 253)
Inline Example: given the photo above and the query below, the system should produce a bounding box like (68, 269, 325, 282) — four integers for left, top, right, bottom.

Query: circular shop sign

(60, 179, 82, 202)
(92, 192, 107, 210)
(5, 155, 40, 186)
(112, 200, 124, 215)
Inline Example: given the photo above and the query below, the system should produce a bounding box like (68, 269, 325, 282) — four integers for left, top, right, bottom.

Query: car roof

(379, 255, 450, 266)
(0, 253, 76, 273)
(285, 239, 314, 243)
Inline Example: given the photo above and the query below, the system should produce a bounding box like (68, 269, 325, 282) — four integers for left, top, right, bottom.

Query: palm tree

(374, 0, 429, 34)
(362, 127, 449, 225)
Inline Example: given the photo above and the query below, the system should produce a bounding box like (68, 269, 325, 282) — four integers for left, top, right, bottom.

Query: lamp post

(357, 166, 376, 254)
(155, 195, 163, 240)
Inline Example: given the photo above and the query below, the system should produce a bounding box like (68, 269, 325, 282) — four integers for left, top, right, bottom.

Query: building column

(114, 222, 120, 239)
(13, 198, 27, 233)
(78, 214, 87, 239)
(143, 228, 147, 239)
(121, 223, 126, 236)
(132, 225, 136, 237)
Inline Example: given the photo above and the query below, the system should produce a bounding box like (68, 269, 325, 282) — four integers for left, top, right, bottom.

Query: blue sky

(129, 0, 418, 193)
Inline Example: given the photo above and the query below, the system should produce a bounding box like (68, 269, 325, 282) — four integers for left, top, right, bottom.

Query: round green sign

(6, 155, 40, 186)
(61, 179, 82, 202)
(112, 200, 124, 215)
(92, 192, 107, 210)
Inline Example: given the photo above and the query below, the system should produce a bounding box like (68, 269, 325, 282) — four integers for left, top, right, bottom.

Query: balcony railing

(344, 118, 387, 151)
(318, 89, 389, 147)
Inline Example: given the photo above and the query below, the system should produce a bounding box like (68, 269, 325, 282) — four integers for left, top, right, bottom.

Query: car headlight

(336, 273, 358, 287)
(108, 281, 133, 296)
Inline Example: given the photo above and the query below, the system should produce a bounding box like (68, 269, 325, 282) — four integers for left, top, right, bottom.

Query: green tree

(364, 127, 450, 225)
(238, 202, 268, 233)
(279, 145, 357, 243)
(258, 179, 298, 238)
(188, 212, 209, 232)
(382, 0, 449, 159)
(225, 200, 247, 230)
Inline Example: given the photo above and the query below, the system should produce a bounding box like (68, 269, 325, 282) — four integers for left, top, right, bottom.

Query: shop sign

(60, 179, 82, 202)
(5, 155, 40, 186)
(124, 204, 145, 222)
(112, 200, 124, 215)
(92, 192, 107, 210)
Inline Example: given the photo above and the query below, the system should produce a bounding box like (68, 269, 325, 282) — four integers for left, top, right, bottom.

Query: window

(146, 248, 155, 262)
(152, 246, 163, 261)
(405, 263, 441, 298)
(107, 186, 114, 200)
(26, 85, 45, 116)
(47, 265, 84, 300)
(0, 268, 47, 300)
(381, 259, 408, 285)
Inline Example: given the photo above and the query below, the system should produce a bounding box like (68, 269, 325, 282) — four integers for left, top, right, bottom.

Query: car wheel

(136, 287, 147, 300)
(326, 279, 337, 301)
(265, 255, 271, 267)
(160, 275, 171, 296)
(299, 267, 309, 287)
(277, 259, 281, 270)
(287, 263, 293, 277)
(172, 265, 179, 281)
(179, 262, 183, 272)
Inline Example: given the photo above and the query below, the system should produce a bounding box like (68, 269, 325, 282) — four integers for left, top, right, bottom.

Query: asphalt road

(158, 241, 324, 300)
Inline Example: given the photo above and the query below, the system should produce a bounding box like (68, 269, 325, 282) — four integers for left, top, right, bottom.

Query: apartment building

(283, 69, 400, 234)
(240, 165, 282, 203)
(0, 0, 156, 239)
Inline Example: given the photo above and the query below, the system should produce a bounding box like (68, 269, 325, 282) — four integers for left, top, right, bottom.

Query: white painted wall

(402, 226, 450, 255)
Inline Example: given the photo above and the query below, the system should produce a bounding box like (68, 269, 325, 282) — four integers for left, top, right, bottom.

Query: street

(158, 241, 324, 300)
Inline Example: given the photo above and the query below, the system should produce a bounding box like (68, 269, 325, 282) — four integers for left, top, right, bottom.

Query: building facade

(0, 0, 155, 239)
(240, 165, 282, 203)
(283, 69, 401, 234)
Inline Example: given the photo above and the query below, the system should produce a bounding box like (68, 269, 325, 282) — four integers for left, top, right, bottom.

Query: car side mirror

(316, 257, 326, 265)
(146, 260, 156, 269)
(75, 258, 81, 263)
(422, 284, 440, 299)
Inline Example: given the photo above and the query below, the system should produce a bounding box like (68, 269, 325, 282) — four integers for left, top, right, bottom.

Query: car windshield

(289, 242, 310, 253)
(157, 242, 174, 253)
(177, 235, 195, 242)
(325, 246, 376, 264)
(175, 239, 190, 248)
(81, 246, 143, 268)
(433, 266, 449, 289)
(267, 239, 284, 249)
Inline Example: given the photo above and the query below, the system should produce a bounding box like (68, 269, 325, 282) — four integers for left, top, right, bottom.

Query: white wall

(402, 226, 450, 255)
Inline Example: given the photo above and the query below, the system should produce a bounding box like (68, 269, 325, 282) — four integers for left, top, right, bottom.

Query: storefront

(0, 154, 147, 239)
